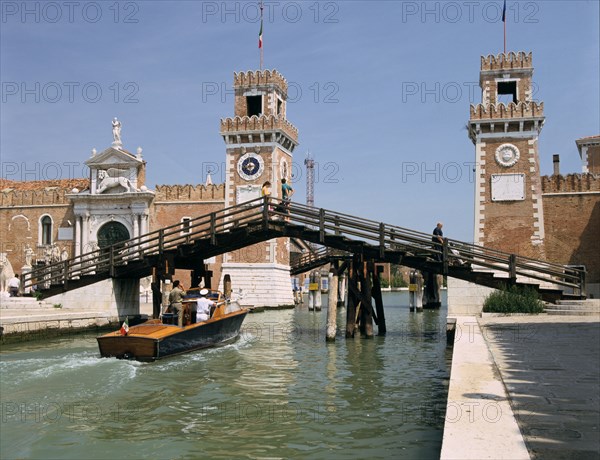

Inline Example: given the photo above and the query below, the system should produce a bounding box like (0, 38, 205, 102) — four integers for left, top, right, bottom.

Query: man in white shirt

(8, 274, 20, 297)
(196, 288, 215, 323)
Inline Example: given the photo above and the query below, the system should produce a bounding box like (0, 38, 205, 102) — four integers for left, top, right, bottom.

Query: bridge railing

(281, 199, 584, 293)
(22, 196, 585, 296)
(22, 198, 267, 291)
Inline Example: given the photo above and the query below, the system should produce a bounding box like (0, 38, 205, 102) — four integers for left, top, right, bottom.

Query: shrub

(482, 285, 544, 314)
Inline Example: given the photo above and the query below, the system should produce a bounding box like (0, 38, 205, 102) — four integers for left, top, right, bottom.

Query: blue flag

(502, 0, 507, 22)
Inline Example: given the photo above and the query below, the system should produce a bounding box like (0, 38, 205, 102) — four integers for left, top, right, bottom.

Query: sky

(1, 0, 599, 242)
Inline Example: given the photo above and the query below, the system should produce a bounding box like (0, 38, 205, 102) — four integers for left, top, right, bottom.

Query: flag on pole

(120, 317, 129, 336)
(258, 11, 263, 48)
(502, 0, 507, 54)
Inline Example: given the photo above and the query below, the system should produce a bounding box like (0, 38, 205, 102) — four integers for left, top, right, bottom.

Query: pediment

(85, 147, 142, 169)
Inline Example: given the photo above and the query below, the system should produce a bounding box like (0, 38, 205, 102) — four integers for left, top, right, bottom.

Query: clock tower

(468, 52, 546, 258)
(219, 70, 298, 307)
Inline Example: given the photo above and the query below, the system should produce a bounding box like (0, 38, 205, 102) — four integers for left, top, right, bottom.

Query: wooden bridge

(23, 197, 586, 306)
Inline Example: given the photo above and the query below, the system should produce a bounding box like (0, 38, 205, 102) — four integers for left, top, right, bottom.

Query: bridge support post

(326, 270, 339, 341)
(359, 262, 374, 338)
(345, 257, 360, 338)
(371, 262, 386, 336)
(424, 271, 442, 309)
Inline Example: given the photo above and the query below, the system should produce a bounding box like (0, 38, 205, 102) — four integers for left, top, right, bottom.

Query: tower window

(277, 99, 283, 115)
(246, 95, 262, 117)
(40, 215, 52, 245)
(497, 80, 517, 105)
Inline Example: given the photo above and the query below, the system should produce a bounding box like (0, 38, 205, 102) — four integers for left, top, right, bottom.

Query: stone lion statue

(96, 168, 136, 194)
(0, 253, 15, 293)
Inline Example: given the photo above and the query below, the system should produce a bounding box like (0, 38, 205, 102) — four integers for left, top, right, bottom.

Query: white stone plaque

(491, 174, 525, 201)
(57, 227, 74, 240)
(236, 185, 261, 205)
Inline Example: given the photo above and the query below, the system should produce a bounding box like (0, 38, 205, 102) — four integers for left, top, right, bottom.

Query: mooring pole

(371, 262, 386, 336)
(314, 271, 322, 311)
(360, 261, 374, 338)
(326, 266, 339, 342)
(345, 257, 359, 337)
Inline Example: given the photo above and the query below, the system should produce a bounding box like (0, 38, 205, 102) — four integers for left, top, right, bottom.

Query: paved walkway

(480, 316, 600, 459)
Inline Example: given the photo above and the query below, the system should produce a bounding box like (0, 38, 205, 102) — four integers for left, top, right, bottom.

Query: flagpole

(502, 0, 507, 54)
(504, 15, 506, 54)
(259, 1, 264, 70)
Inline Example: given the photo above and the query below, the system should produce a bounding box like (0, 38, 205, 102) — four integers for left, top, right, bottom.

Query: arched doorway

(97, 221, 130, 249)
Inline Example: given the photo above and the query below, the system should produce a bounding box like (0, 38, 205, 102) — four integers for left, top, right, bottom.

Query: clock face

(237, 152, 264, 181)
(495, 144, 520, 168)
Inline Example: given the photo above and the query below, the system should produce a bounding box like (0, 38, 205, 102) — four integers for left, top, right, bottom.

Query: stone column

(81, 213, 89, 251)
(132, 213, 139, 239)
(74, 215, 81, 257)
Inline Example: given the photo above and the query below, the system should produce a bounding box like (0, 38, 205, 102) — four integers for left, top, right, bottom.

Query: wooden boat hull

(97, 309, 248, 362)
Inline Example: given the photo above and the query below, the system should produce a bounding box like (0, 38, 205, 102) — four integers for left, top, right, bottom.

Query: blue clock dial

(237, 152, 264, 180)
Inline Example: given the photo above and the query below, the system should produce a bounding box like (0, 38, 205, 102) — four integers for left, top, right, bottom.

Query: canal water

(1, 292, 450, 460)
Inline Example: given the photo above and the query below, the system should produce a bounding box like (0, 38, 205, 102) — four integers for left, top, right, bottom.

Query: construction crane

(304, 151, 315, 208)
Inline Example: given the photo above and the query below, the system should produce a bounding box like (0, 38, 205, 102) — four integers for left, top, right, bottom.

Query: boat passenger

(168, 280, 186, 327)
(196, 288, 215, 323)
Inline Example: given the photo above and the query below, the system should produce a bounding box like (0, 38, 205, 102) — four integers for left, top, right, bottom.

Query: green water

(1, 301, 450, 460)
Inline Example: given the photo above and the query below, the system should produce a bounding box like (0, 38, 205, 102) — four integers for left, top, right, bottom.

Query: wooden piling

(326, 269, 339, 342)
(360, 262, 374, 338)
(371, 262, 386, 336)
(345, 258, 359, 337)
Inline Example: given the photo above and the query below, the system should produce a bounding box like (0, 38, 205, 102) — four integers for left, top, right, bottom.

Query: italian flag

(258, 18, 263, 49)
(120, 317, 129, 336)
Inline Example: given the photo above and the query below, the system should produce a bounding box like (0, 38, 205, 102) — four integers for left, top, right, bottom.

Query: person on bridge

(432, 222, 444, 262)
(196, 288, 215, 323)
(168, 280, 186, 327)
(281, 178, 294, 221)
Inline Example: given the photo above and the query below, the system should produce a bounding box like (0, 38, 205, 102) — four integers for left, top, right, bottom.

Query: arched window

(40, 215, 53, 245)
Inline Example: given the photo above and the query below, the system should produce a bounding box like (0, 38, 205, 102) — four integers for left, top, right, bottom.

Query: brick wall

(542, 174, 600, 284)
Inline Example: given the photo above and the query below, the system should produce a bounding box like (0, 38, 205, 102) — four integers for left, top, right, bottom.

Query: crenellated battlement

(542, 173, 600, 194)
(234, 69, 288, 94)
(220, 114, 299, 142)
(481, 51, 532, 71)
(0, 179, 89, 207)
(470, 101, 544, 120)
(155, 183, 225, 202)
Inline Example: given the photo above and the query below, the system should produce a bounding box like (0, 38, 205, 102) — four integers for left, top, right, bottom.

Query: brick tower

(219, 70, 298, 307)
(468, 52, 546, 258)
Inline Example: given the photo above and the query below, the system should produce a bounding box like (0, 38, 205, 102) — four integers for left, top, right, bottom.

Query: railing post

(319, 208, 325, 243)
(379, 223, 385, 259)
(508, 254, 517, 285)
(334, 215, 341, 236)
(442, 238, 449, 275)
(109, 246, 115, 277)
(262, 196, 269, 229)
(210, 212, 217, 245)
(158, 229, 165, 255)
(63, 260, 69, 291)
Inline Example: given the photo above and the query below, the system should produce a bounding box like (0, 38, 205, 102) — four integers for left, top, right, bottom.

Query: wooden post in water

(338, 270, 347, 307)
(359, 261, 374, 338)
(314, 271, 322, 311)
(223, 274, 232, 299)
(326, 267, 339, 341)
(409, 270, 424, 312)
(345, 257, 359, 337)
(371, 262, 386, 336)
